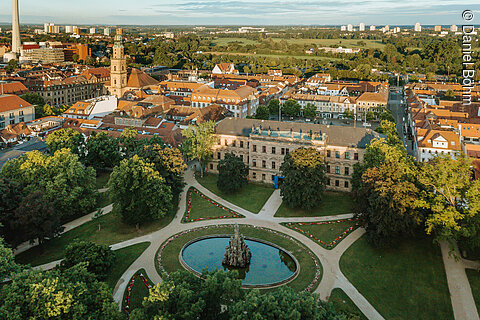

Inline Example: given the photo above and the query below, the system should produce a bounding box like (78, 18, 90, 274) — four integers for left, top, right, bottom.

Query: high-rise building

(11, 0, 21, 54)
(53, 25, 60, 33)
(434, 25, 441, 32)
(347, 24, 353, 32)
(44, 22, 55, 33)
(104, 28, 111, 36)
(369, 25, 376, 31)
(109, 35, 127, 98)
(73, 26, 80, 34)
(116, 28, 124, 35)
(414, 22, 421, 32)
(340, 25, 346, 31)
(359, 23, 365, 31)
(90, 28, 96, 34)
(450, 25, 458, 32)
(65, 25, 73, 33)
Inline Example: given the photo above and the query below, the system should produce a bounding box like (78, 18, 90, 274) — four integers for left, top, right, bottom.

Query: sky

(0, 0, 478, 26)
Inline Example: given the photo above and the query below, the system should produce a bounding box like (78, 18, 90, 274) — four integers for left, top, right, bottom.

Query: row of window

(326, 165, 350, 175)
(326, 150, 359, 160)
(327, 179, 350, 189)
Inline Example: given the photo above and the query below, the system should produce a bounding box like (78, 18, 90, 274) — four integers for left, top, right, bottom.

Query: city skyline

(0, 0, 478, 26)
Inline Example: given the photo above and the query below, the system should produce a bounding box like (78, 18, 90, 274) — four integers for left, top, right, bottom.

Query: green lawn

(122, 268, 153, 313)
(340, 236, 453, 320)
(15, 195, 179, 267)
(284, 220, 357, 249)
(272, 38, 386, 50)
(195, 173, 274, 213)
(95, 171, 111, 189)
(275, 192, 354, 218)
(184, 189, 243, 222)
(329, 288, 367, 320)
(157, 225, 322, 292)
(211, 37, 259, 46)
(466, 269, 480, 313)
(105, 242, 150, 290)
(204, 51, 341, 61)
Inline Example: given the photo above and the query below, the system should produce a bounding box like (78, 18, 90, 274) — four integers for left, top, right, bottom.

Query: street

(388, 88, 414, 156)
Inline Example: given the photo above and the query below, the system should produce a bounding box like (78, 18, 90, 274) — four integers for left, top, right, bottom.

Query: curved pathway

(110, 169, 384, 319)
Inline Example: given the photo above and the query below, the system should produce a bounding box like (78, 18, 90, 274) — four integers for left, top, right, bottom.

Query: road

(388, 88, 414, 156)
(0, 138, 47, 168)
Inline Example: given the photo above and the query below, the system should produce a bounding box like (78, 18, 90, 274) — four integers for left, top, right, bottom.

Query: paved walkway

(22, 167, 480, 320)
(440, 241, 480, 320)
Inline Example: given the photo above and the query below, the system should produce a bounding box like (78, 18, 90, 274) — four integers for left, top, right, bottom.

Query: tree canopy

(46, 128, 85, 156)
(217, 153, 249, 194)
(182, 121, 216, 176)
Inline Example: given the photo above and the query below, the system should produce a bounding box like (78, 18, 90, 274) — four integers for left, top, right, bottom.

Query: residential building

(208, 118, 383, 191)
(414, 22, 422, 32)
(104, 28, 111, 36)
(0, 82, 29, 95)
(21, 47, 65, 64)
(212, 63, 238, 75)
(369, 25, 376, 31)
(62, 95, 118, 120)
(347, 24, 353, 32)
(359, 23, 365, 31)
(434, 25, 442, 32)
(0, 95, 35, 129)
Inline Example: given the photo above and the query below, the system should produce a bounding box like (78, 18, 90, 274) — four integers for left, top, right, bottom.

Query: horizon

(0, 0, 478, 26)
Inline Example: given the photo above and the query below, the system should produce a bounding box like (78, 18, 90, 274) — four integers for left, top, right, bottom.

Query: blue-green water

(181, 237, 297, 286)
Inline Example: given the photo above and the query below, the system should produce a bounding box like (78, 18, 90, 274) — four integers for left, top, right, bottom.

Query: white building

(65, 25, 74, 33)
(450, 25, 458, 32)
(347, 24, 353, 32)
(104, 28, 111, 36)
(90, 28, 96, 34)
(414, 22, 421, 32)
(393, 27, 400, 33)
(369, 25, 376, 31)
(359, 23, 365, 31)
(340, 26, 346, 31)
(62, 96, 118, 120)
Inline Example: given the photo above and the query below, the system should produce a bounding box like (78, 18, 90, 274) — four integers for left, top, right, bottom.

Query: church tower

(110, 35, 127, 98)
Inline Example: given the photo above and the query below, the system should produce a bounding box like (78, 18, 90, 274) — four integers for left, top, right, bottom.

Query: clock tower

(110, 35, 127, 98)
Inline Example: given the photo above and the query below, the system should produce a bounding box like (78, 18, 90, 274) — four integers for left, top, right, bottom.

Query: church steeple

(110, 35, 127, 98)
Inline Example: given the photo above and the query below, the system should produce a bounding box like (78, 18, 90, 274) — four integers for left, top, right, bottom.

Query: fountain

(222, 224, 251, 268)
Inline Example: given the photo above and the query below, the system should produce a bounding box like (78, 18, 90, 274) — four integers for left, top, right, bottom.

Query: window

(335, 180, 340, 187)
(335, 151, 340, 158)
(19, 111, 24, 116)
(327, 150, 331, 157)
(272, 161, 276, 169)
(326, 164, 330, 173)
(286, 148, 290, 154)
(252, 159, 257, 167)
(354, 153, 359, 160)
(262, 160, 266, 168)
(262, 174, 266, 181)
(253, 145, 257, 152)
(209, 164, 213, 170)
(335, 166, 340, 174)
(217, 152, 221, 159)
(327, 179, 330, 186)
(240, 141, 244, 148)
(9, 113, 14, 118)
(232, 141, 236, 147)
(252, 172, 257, 179)
(262, 146, 266, 153)
(272, 147, 276, 154)
(281, 148, 285, 155)
(344, 167, 350, 175)
(344, 181, 349, 188)
(345, 152, 350, 159)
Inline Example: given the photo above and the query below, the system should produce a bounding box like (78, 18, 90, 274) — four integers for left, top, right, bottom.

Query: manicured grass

(195, 173, 274, 213)
(157, 225, 322, 292)
(275, 192, 354, 217)
(285, 220, 357, 249)
(105, 242, 150, 290)
(211, 37, 259, 46)
(272, 38, 386, 49)
(185, 189, 242, 222)
(466, 269, 480, 313)
(15, 195, 179, 267)
(122, 268, 153, 313)
(329, 288, 367, 320)
(204, 51, 341, 61)
(340, 236, 453, 320)
(95, 171, 111, 189)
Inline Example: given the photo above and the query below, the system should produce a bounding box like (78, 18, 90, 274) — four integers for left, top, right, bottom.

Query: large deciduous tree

(137, 144, 187, 196)
(282, 99, 301, 117)
(254, 105, 269, 120)
(0, 238, 19, 282)
(108, 155, 172, 225)
(60, 240, 115, 280)
(303, 103, 317, 118)
(280, 147, 326, 210)
(46, 128, 85, 156)
(182, 121, 216, 177)
(217, 153, 248, 194)
(84, 131, 121, 169)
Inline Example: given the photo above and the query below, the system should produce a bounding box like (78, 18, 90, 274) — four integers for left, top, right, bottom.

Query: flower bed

(156, 224, 322, 292)
(123, 272, 152, 314)
(183, 187, 243, 222)
(283, 218, 359, 250)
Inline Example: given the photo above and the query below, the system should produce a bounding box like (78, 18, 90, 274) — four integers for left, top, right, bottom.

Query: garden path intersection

(31, 168, 479, 320)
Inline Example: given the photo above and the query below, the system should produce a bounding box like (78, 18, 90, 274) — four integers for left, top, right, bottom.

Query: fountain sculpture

(223, 224, 251, 268)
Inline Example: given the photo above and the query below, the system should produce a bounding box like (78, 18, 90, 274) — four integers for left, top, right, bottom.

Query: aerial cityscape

(0, 0, 479, 319)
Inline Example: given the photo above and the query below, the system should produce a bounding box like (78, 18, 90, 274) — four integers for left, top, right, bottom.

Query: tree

(0, 264, 123, 319)
(342, 109, 355, 119)
(0, 149, 97, 219)
(108, 155, 172, 225)
(137, 144, 186, 196)
(20, 93, 45, 108)
(0, 238, 19, 282)
(280, 147, 327, 210)
(375, 120, 401, 146)
(217, 153, 248, 194)
(282, 99, 301, 117)
(417, 154, 480, 247)
(268, 99, 280, 115)
(254, 105, 269, 120)
(11, 191, 64, 247)
(4, 59, 18, 73)
(46, 128, 84, 156)
(84, 132, 121, 169)
(303, 103, 316, 118)
(182, 121, 216, 177)
(0, 178, 22, 243)
(60, 240, 115, 280)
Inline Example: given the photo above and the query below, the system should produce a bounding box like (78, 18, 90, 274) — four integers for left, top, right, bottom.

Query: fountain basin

(180, 235, 299, 288)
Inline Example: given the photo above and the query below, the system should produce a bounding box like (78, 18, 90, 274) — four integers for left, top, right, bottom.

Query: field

(275, 192, 355, 217)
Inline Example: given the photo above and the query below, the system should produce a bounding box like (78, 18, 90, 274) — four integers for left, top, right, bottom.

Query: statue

(223, 224, 251, 268)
